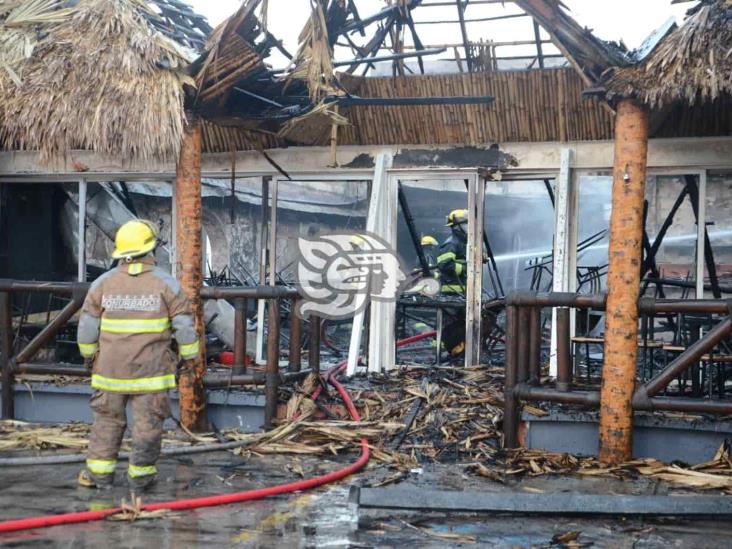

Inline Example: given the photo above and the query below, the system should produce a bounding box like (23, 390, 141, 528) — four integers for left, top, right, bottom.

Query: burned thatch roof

(0, 0, 208, 163)
(193, 0, 269, 112)
(605, 0, 732, 108)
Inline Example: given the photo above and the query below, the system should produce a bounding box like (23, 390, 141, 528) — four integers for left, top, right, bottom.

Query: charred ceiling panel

(342, 153, 376, 169)
(393, 146, 517, 170)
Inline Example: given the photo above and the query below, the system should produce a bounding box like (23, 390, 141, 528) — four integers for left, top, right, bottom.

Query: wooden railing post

(1, 291, 13, 419)
(517, 306, 531, 383)
(528, 306, 541, 385)
(233, 298, 247, 375)
(556, 307, 572, 391)
(308, 314, 320, 375)
(503, 304, 520, 448)
(264, 298, 281, 429)
(289, 297, 302, 373)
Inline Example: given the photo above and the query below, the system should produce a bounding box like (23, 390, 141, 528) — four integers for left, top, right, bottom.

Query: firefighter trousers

(86, 390, 170, 479)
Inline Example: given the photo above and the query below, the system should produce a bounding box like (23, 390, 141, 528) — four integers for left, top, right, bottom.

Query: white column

(347, 151, 393, 376)
(568, 168, 580, 341)
(465, 174, 484, 368)
(376, 163, 398, 372)
(695, 170, 707, 299)
(257, 177, 278, 365)
(694, 170, 707, 391)
(256, 290, 266, 363)
(268, 177, 279, 287)
(77, 178, 87, 282)
(549, 148, 577, 376)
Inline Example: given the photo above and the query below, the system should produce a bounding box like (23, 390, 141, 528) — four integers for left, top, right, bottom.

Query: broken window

(484, 178, 556, 294)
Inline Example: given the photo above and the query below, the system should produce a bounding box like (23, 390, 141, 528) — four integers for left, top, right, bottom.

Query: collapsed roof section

(146, 0, 212, 51)
(193, 0, 732, 151)
(0, 0, 726, 164)
(190, 0, 633, 147)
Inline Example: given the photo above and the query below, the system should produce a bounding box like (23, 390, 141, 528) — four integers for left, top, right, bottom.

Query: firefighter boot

(127, 472, 157, 492)
(78, 469, 114, 489)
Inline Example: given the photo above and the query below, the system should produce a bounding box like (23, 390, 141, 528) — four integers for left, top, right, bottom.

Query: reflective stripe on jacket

(77, 256, 200, 393)
(436, 232, 467, 295)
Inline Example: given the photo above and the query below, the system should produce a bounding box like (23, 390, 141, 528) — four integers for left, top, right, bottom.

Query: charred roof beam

(333, 47, 446, 68)
(327, 94, 495, 106)
(340, 0, 422, 34)
(403, 8, 426, 74)
(456, 0, 473, 72)
(345, 17, 396, 74)
(514, 0, 630, 86)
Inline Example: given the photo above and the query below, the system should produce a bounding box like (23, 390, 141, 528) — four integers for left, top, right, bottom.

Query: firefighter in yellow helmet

(411, 235, 439, 279)
(438, 210, 468, 295)
(437, 209, 469, 357)
(77, 220, 201, 490)
(420, 235, 439, 273)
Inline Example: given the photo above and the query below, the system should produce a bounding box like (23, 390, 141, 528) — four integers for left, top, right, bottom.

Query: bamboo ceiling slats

(201, 68, 616, 153)
(200, 65, 732, 154)
(336, 68, 614, 146)
(201, 121, 280, 153)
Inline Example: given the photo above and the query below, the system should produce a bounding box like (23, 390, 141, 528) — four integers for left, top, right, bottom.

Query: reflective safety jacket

(77, 257, 200, 394)
(437, 231, 467, 294)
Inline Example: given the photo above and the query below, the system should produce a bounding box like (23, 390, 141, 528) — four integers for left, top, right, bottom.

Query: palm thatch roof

(0, 0, 203, 163)
(0, 0, 73, 91)
(605, 0, 732, 107)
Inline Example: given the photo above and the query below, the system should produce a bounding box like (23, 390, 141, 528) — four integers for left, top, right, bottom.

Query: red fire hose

(307, 330, 436, 405)
(0, 371, 367, 534)
(0, 329, 436, 535)
(396, 330, 437, 347)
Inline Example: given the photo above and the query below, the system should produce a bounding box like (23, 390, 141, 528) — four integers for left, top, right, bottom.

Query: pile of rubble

(4, 365, 732, 494)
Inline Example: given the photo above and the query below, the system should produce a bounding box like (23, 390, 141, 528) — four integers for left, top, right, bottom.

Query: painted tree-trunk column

(175, 120, 208, 432)
(599, 99, 649, 464)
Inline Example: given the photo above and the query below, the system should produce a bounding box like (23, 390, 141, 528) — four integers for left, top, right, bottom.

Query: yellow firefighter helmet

(111, 220, 159, 260)
(420, 235, 438, 247)
(446, 209, 469, 226)
(350, 234, 365, 247)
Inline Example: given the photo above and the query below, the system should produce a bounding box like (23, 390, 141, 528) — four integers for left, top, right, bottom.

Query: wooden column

(599, 99, 649, 464)
(175, 121, 208, 432)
